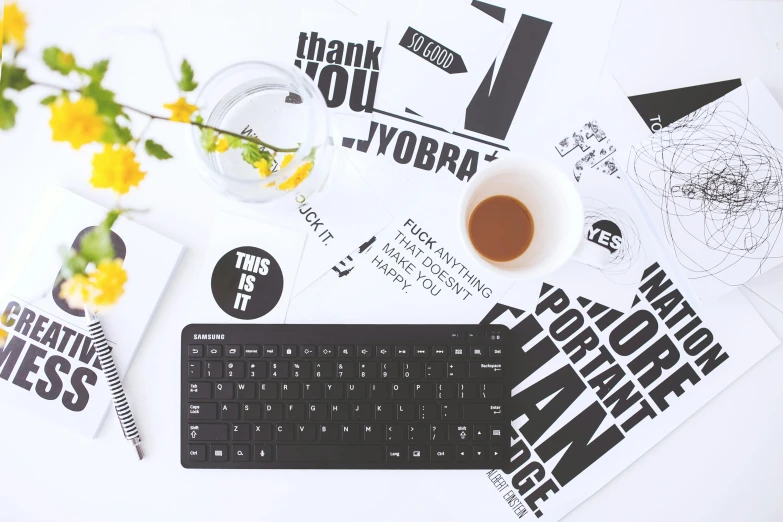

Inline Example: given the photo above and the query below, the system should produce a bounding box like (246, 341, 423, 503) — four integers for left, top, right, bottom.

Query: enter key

(463, 403, 504, 421)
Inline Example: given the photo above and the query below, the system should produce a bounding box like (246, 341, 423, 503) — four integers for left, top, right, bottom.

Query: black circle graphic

(211, 246, 284, 320)
(587, 219, 623, 254)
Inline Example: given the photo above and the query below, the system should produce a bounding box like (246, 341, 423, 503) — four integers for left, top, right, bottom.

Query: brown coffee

(468, 195, 534, 262)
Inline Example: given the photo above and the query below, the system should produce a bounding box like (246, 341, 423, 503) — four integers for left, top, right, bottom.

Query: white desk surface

(2, 1, 783, 521)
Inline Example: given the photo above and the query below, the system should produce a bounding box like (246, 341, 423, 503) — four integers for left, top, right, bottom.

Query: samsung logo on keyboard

(193, 334, 225, 340)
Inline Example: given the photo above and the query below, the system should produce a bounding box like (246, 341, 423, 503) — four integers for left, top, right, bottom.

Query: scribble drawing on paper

(583, 199, 643, 283)
(556, 121, 618, 181)
(627, 88, 783, 285)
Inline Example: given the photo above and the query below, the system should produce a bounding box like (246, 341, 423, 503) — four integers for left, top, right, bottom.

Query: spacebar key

(276, 445, 383, 463)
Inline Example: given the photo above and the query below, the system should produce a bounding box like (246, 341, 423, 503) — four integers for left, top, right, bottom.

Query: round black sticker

(211, 246, 284, 320)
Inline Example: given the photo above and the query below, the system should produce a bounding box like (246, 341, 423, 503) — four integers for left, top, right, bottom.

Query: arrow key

(456, 445, 470, 462)
(473, 424, 487, 441)
(473, 445, 488, 462)
(489, 446, 503, 462)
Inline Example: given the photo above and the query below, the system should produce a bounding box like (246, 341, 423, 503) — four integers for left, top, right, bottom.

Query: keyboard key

(414, 346, 430, 357)
(314, 362, 333, 379)
(375, 403, 393, 421)
(430, 424, 446, 441)
(482, 382, 503, 400)
(232, 424, 250, 441)
(205, 361, 223, 379)
(226, 361, 245, 379)
(254, 445, 272, 461)
(375, 345, 391, 357)
(215, 382, 234, 399)
(242, 403, 261, 420)
(221, 403, 239, 420)
(420, 404, 438, 421)
(263, 345, 279, 357)
(425, 362, 443, 379)
(188, 424, 228, 441)
(282, 345, 297, 357)
(298, 423, 316, 441)
(319, 424, 339, 441)
(265, 403, 283, 421)
(353, 403, 372, 421)
(403, 362, 422, 379)
(471, 346, 487, 357)
(232, 444, 250, 461)
(188, 444, 206, 461)
(188, 345, 203, 357)
(397, 403, 416, 421)
(469, 362, 503, 378)
(395, 345, 411, 357)
(286, 403, 305, 421)
(489, 346, 503, 358)
(437, 383, 454, 400)
(331, 403, 350, 421)
(259, 383, 277, 399)
(270, 362, 289, 378)
(447, 362, 466, 379)
(358, 362, 377, 379)
(450, 346, 467, 357)
(473, 445, 488, 461)
(408, 424, 427, 442)
(226, 345, 241, 358)
(341, 424, 361, 441)
(237, 382, 255, 399)
(299, 345, 316, 358)
(303, 383, 322, 399)
(253, 424, 272, 441)
(364, 424, 384, 441)
(188, 382, 211, 399)
(386, 445, 406, 462)
(386, 425, 405, 442)
(188, 402, 217, 420)
(441, 403, 458, 421)
(357, 345, 373, 357)
(473, 425, 487, 441)
(414, 383, 434, 400)
(309, 403, 328, 421)
(430, 445, 453, 462)
(347, 383, 366, 399)
(370, 383, 389, 400)
(248, 362, 266, 379)
(490, 425, 503, 441)
(281, 383, 299, 400)
(276, 445, 383, 462)
(338, 345, 354, 357)
(319, 345, 335, 357)
(450, 424, 470, 442)
(206, 345, 222, 357)
(463, 403, 503, 421)
(210, 444, 228, 461)
(456, 445, 470, 461)
(381, 362, 399, 379)
(336, 362, 355, 379)
(275, 424, 294, 440)
(391, 383, 410, 400)
(490, 446, 503, 462)
(459, 383, 477, 399)
(432, 346, 448, 357)
(188, 361, 201, 378)
(243, 345, 260, 357)
(409, 445, 427, 462)
(325, 383, 343, 399)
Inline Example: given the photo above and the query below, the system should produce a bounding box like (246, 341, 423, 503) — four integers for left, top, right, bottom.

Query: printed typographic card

(0, 186, 183, 437)
(374, 0, 510, 131)
(189, 213, 305, 323)
(293, 10, 387, 139)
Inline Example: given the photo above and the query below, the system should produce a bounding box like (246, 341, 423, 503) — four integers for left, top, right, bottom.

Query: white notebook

(0, 186, 183, 437)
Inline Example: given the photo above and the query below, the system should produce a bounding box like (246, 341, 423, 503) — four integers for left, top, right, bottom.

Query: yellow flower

(91, 145, 146, 194)
(279, 161, 313, 191)
(215, 137, 229, 153)
(164, 97, 198, 123)
(2, 3, 28, 49)
(49, 97, 106, 150)
(254, 158, 272, 178)
(0, 313, 9, 347)
(59, 259, 127, 310)
(280, 153, 295, 168)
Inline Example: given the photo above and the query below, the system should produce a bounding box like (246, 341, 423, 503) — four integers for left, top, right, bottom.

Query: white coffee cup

(458, 156, 604, 280)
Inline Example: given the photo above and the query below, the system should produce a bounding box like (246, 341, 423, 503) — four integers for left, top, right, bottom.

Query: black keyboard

(181, 324, 510, 469)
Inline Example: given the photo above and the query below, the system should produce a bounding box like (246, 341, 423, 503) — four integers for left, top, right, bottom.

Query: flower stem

(30, 80, 299, 154)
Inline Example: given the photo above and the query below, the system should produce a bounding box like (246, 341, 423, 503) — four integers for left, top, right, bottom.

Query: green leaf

(100, 120, 133, 145)
(0, 98, 18, 130)
(200, 127, 217, 152)
(59, 249, 89, 280)
(87, 60, 109, 82)
(79, 224, 115, 264)
(42, 46, 77, 75)
(241, 142, 263, 165)
(178, 59, 198, 92)
(144, 139, 173, 160)
(82, 80, 124, 119)
(0, 63, 32, 92)
(225, 135, 244, 149)
(40, 95, 58, 106)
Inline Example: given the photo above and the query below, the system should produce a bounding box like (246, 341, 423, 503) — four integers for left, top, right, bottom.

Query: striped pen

(85, 307, 144, 460)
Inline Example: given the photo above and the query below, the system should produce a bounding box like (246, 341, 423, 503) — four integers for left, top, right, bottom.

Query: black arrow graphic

(399, 27, 467, 74)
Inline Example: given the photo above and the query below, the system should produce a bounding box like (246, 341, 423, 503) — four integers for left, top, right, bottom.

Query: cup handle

(572, 238, 613, 269)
